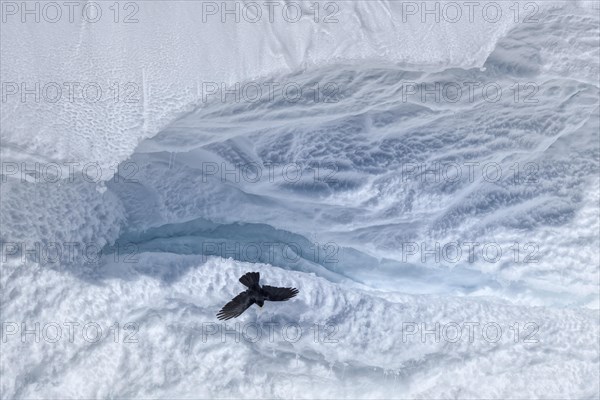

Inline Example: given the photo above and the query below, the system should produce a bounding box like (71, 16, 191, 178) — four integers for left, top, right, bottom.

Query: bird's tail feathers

(239, 271, 260, 288)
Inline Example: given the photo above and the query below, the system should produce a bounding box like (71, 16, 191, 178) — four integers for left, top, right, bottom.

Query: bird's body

(217, 272, 299, 320)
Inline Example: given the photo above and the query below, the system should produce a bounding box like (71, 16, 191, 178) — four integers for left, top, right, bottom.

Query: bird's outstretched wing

(262, 285, 299, 302)
(217, 291, 255, 320)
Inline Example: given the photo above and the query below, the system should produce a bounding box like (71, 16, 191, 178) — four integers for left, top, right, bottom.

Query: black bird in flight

(217, 272, 299, 320)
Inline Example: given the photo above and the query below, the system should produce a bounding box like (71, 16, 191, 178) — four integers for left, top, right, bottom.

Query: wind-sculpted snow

(1, 1, 599, 398)
(101, 7, 599, 307)
(0, 175, 125, 259)
(2, 258, 598, 398)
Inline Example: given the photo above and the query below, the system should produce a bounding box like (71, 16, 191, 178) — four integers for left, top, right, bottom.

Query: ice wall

(2, 0, 528, 172)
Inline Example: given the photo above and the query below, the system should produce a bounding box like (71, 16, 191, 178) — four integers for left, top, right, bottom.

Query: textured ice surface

(2, 1, 534, 172)
(1, 1, 599, 398)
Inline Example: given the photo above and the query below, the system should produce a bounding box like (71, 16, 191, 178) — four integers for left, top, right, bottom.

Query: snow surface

(1, 0, 599, 398)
